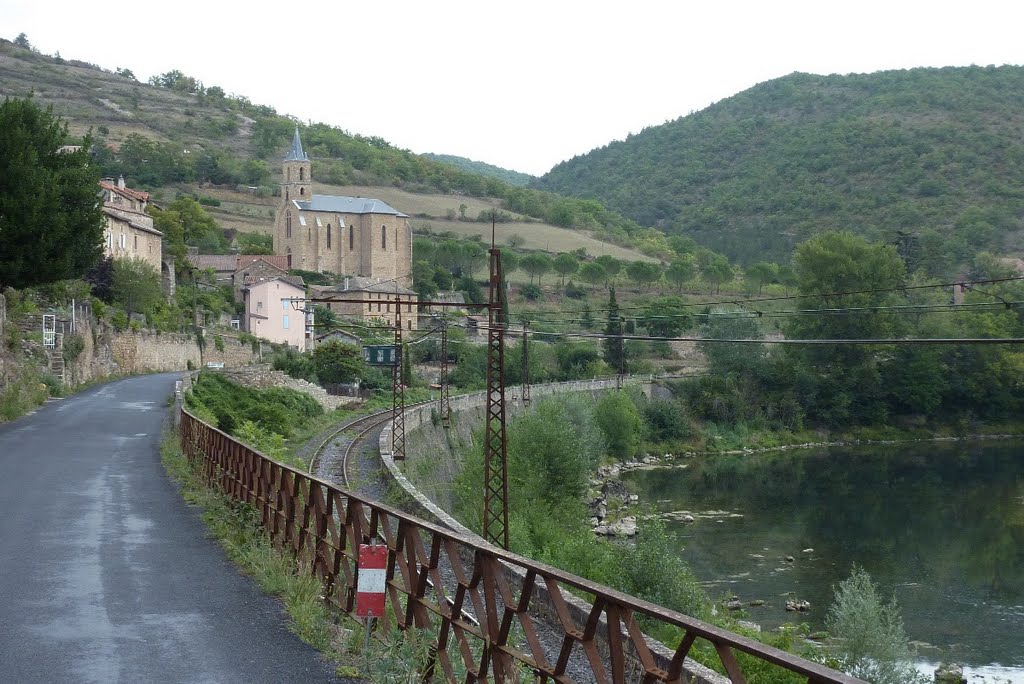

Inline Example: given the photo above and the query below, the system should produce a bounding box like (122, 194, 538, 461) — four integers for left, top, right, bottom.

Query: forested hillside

(538, 66, 1024, 270)
(422, 153, 534, 187)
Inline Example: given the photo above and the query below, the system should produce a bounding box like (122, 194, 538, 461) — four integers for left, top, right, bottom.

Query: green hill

(537, 66, 1024, 271)
(421, 153, 534, 186)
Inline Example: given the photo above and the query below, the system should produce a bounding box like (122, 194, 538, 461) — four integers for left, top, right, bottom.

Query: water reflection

(623, 441, 1024, 671)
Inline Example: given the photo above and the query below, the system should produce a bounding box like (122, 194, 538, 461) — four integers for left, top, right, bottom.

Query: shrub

(564, 280, 587, 299)
(825, 566, 925, 684)
(520, 283, 542, 301)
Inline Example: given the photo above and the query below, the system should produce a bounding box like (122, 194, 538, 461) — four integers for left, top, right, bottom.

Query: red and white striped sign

(356, 544, 388, 617)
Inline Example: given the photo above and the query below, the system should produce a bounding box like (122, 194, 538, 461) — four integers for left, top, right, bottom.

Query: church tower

(281, 126, 311, 203)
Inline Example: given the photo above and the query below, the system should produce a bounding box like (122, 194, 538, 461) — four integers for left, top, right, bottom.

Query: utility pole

(391, 295, 406, 460)
(439, 316, 451, 428)
(521, 322, 530, 405)
(616, 316, 625, 390)
(483, 219, 510, 550)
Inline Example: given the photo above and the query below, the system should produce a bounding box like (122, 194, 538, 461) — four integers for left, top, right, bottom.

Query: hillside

(537, 66, 1024, 270)
(0, 39, 666, 261)
(421, 153, 534, 187)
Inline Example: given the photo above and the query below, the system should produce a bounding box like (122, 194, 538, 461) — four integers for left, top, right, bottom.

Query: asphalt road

(0, 374, 349, 683)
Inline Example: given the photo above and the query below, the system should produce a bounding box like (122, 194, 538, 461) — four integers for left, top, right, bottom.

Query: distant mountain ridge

(537, 66, 1024, 269)
(422, 153, 534, 187)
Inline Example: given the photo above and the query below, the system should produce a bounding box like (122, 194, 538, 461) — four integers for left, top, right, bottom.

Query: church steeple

(281, 126, 312, 202)
(285, 126, 309, 162)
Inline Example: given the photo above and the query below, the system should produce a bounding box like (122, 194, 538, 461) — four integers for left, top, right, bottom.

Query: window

(107, 233, 112, 250)
(327, 224, 331, 249)
(286, 212, 292, 238)
(285, 189, 289, 201)
(134, 235, 138, 249)
(300, 187, 305, 196)
(257, 300, 263, 311)
(287, 167, 291, 181)
(407, 320, 412, 330)
(381, 225, 387, 249)
(283, 299, 290, 310)
(120, 233, 126, 249)
(283, 315, 290, 329)
(299, 167, 304, 181)
(349, 225, 354, 250)
(286, 249, 292, 268)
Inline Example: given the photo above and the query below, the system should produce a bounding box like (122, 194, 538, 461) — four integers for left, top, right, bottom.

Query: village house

(99, 176, 163, 274)
(271, 128, 412, 287)
(243, 275, 307, 349)
(319, 276, 418, 332)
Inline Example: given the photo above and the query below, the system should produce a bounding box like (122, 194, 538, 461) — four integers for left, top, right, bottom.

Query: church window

(300, 187, 305, 196)
(286, 212, 292, 238)
(299, 167, 305, 181)
(381, 225, 387, 249)
(349, 225, 354, 250)
(286, 248, 292, 268)
(286, 189, 289, 201)
(327, 225, 331, 249)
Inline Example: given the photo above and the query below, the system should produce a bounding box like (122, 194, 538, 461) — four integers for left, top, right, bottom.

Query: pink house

(243, 276, 306, 349)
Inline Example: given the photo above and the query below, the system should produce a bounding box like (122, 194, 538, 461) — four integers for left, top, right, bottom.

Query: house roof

(322, 276, 416, 296)
(188, 254, 239, 272)
(102, 207, 163, 236)
(292, 196, 407, 217)
(243, 274, 306, 290)
(236, 255, 290, 271)
(99, 180, 149, 203)
(284, 126, 308, 162)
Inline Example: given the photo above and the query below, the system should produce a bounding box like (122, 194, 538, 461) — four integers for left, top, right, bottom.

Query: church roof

(284, 126, 308, 162)
(293, 195, 408, 217)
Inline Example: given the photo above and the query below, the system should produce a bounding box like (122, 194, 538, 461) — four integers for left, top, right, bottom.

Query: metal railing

(180, 409, 862, 684)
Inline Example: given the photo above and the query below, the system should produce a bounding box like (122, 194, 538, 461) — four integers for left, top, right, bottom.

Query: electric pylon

(483, 245, 510, 550)
(439, 316, 451, 428)
(392, 296, 407, 460)
(521, 324, 530, 405)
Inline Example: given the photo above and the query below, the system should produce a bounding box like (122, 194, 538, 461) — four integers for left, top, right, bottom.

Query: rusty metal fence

(180, 409, 862, 684)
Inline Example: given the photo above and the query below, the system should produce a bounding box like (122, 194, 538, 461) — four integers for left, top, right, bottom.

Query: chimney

(117, 175, 126, 190)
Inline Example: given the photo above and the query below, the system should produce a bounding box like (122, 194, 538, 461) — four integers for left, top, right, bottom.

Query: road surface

(0, 374, 349, 683)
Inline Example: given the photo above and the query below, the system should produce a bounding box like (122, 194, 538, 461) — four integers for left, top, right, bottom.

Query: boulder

(785, 599, 810, 612)
(934, 663, 966, 684)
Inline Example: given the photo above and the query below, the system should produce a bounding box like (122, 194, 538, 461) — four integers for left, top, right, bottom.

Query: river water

(622, 440, 1024, 681)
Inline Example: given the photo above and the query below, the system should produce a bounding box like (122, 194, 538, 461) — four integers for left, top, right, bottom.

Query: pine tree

(602, 287, 624, 371)
(0, 97, 103, 289)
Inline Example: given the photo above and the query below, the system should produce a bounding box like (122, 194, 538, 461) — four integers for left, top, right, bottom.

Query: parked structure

(271, 128, 412, 286)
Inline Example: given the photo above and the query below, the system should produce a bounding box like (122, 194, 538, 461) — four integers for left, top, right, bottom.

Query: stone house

(243, 275, 307, 349)
(319, 276, 418, 331)
(99, 177, 163, 274)
(271, 128, 412, 286)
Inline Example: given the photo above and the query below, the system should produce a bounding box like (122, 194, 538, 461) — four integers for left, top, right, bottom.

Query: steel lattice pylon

(392, 296, 407, 460)
(439, 317, 451, 428)
(521, 325, 530, 405)
(483, 247, 510, 549)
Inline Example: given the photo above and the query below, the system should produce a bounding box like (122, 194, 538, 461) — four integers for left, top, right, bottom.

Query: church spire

(284, 126, 308, 162)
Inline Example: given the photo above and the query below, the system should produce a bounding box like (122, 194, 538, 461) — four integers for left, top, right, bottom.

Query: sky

(4, 0, 1024, 176)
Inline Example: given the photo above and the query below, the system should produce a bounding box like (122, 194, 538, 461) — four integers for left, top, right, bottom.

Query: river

(622, 440, 1024, 682)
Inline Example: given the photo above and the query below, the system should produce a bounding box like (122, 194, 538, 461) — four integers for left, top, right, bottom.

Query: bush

(185, 372, 322, 437)
(564, 280, 587, 299)
(520, 283, 542, 301)
(825, 566, 925, 684)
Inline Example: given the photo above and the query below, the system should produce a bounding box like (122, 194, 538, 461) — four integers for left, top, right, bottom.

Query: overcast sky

(4, 1, 1024, 175)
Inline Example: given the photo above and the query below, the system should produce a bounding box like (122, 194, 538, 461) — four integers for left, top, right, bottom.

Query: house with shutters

(243, 275, 307, 349)
(99, 177, 163, 274)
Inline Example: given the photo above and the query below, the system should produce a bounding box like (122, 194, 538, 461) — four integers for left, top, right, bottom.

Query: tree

(579, 261, 606, 289)
(594, 392, 642, 460)
(640, 296, 693, 338)
(602, 287, 625, 371)
(112, 257, 163, 320)
(13, 33, 31, 50)
(626, 261, 662, 290)
(744, 261, 779, 294)
(665, 259, 696, 290)
(506, 233, 525, 249)
(701, 254, 732, 293)
(595, 255, 621, 287)
(520, 252, 553, 285)
(236, 232, 274, 255)
(826, 566, 925, 684)
(553, 253, 579, 286)
(0, 97, 104, 290)
(312, 340, 365, 384)
(500, 250, 519, 276)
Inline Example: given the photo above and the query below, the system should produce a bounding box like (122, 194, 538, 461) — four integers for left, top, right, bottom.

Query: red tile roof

(99, 180, 150, 203)
(237, 255, 290, 271)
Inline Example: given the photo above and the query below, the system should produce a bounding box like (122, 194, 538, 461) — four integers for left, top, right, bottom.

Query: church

(272, 128, 413, 288)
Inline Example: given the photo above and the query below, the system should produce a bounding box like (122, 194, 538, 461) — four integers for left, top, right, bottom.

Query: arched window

(285, 189, 289, 201)
(286, 211, 292, 238)
(300, 187, 305, 196)
(286, 248, 292, 268)
(349, 225, 354, 250)
(327, 224, 331, 249)
(299, 167, 304, 181)
(381, 225, 387, 249)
